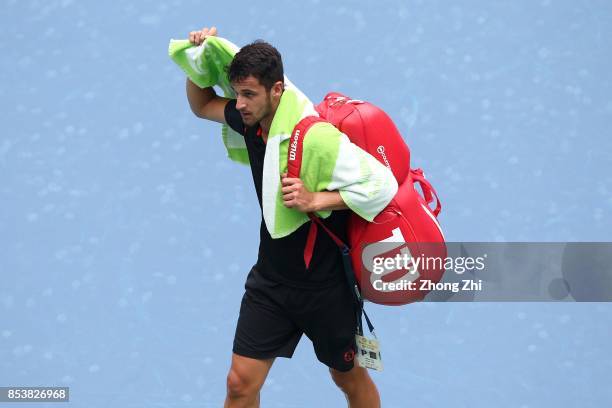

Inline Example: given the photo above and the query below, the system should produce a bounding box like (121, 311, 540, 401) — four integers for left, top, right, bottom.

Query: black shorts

(233, 268, 359, 372)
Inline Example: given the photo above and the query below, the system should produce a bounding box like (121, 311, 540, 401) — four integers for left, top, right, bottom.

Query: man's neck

(260, 116, 273, 139)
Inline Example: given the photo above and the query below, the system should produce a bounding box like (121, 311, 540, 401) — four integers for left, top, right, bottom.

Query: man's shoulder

(304, 121, 342, 141)
(301, 121, 344, 153)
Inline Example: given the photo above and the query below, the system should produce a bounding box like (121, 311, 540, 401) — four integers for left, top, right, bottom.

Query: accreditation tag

(355, 334, 383, 371)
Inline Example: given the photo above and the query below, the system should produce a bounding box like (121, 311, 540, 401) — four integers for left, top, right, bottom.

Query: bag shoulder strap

(288, 116, 348, 268)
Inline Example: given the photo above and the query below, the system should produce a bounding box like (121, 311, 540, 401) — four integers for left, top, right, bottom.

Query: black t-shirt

(224, 99, 349, 289)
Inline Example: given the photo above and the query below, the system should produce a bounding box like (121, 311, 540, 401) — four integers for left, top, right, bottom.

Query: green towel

(169, 36, 398, 238)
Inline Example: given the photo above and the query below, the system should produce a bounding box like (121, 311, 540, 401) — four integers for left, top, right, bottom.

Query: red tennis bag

(287, 92, 447, 305)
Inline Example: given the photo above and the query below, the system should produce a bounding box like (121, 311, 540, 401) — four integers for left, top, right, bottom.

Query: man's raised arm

(184, 26, 230, 124)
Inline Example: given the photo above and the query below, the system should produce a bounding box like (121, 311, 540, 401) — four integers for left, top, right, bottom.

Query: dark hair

(227, 40, 284, 91)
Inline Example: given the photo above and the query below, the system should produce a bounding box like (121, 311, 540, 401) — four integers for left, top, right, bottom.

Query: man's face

(231, 75, 274, 127)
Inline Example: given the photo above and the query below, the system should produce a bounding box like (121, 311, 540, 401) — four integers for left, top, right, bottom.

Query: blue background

(1, 0, 611, 406)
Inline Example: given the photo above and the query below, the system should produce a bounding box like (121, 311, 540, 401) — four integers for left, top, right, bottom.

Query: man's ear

(272, 81, 284, 98)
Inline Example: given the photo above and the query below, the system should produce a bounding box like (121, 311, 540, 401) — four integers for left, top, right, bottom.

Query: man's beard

(251, 95, 274, 125)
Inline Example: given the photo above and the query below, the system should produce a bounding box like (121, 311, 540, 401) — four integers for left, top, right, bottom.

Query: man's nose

(236, 97, 246, 110)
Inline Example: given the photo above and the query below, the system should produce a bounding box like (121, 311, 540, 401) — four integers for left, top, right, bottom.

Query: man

(185, 26, 386, 408)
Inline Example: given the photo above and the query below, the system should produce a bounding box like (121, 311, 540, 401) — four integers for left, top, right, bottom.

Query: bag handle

(410, 168, 442, 217)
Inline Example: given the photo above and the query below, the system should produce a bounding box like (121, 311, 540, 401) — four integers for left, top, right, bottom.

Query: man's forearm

(186, 78, 216, 117)
(311, 191, 349, 212)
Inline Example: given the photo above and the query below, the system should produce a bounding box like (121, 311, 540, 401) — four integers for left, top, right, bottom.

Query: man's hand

(281, 173, 349, 213)
(189, 26, 217, 46)
(281, 173, 316, 213)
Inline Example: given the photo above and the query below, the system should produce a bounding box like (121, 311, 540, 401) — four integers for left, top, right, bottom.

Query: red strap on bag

(304, 213, 348, 268)
(287, 116, 348, 269)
